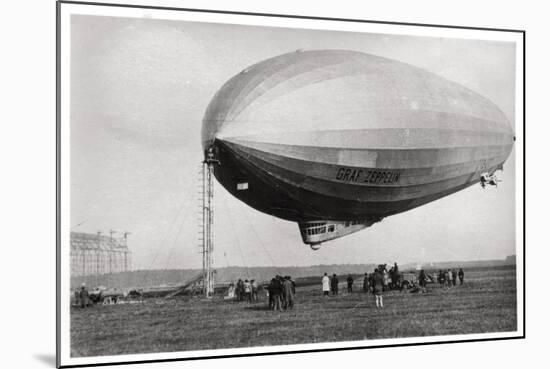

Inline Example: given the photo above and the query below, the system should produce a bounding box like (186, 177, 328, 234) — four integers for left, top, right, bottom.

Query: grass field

(70, 266, 517, 357)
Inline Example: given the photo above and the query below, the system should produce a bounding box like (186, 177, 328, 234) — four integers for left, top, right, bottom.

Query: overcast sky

(70, 15, 517, 270)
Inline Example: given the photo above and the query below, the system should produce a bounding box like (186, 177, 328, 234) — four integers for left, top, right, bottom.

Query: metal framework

(70, 232, 132, 277)
(201, 149, 217, 297)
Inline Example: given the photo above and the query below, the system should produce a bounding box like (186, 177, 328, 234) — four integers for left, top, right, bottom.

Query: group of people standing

(267, 275, 296, 311)
(320, 263, 466, 309)
(437, 268, 465, 287)
(358, 263, 402, 292)
(234, 279, 259, 302)
(322, 273, 355, 295)
(321, 273, 348, 296)
(74, 283, 91, 308)
(322, 268, 387, 308)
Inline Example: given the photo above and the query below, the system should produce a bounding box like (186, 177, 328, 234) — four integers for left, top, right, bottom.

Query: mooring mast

(202, 147, 218, 297)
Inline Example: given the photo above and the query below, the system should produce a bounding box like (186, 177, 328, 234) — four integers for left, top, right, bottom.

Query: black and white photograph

(56, 1, 525, 367)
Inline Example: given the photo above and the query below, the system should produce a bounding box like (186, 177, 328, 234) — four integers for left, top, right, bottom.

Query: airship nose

(202, 88, 237, 157)
(201, 115, 221, 151)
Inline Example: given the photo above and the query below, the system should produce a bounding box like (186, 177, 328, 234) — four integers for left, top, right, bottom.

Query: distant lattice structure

(70, 231, 132, 277)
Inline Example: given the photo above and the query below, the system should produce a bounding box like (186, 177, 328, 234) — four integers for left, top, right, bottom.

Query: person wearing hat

(346, 275, 354, 294)
(79, 283, 89, 308)
(271, 277, 282, 311)
(331, 274, 339, 295)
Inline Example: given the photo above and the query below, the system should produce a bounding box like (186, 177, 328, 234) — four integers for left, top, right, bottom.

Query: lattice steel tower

(201, 148, 219, 297)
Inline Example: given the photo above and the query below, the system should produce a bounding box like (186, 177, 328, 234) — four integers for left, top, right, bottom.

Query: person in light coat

(322, 273, 330, 296)
(447, 269, 453, 288)
(244, 279, 252, 302)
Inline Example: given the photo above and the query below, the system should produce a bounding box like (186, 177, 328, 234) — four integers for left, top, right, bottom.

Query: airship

(201, 50, 514, 249)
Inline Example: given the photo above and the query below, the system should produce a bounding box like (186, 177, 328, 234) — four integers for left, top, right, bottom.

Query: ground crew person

(368, 272, 375, 293)
(331, 274, 339, 295)
(372, 269, 384, 308)
(79, 283, 89, 308)
(363, 273, 369, 292)
(389, 267, 395, 289)
(74, 288, 80, 306)
(251, 280, 258, 301)
(322, 273, 330, 296)
(458, 268, 464, 285)
(277, 276, 286, 307)
(452, 269, 458, 286)
(346, 275, 354, 293)
(236, 279, 244, 301)
(283, 276, 294, 310)
(392, 263, 400, 290)
(244, 279, 252, 302)
(271, 278, 282, 311)
(438, 270, 445, 286)
(267, 279, 275, 309)
(419, 269, 427, 293)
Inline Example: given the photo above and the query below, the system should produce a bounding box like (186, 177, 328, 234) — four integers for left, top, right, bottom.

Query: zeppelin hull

(213, 139, 510, 221)
(202, 49, 514, 235)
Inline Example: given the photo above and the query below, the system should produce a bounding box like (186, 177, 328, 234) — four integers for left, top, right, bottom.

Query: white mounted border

(57, 1, 525, 367)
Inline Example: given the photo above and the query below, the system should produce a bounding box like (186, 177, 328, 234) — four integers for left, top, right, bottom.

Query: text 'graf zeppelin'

(336, 167, 401, 184)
